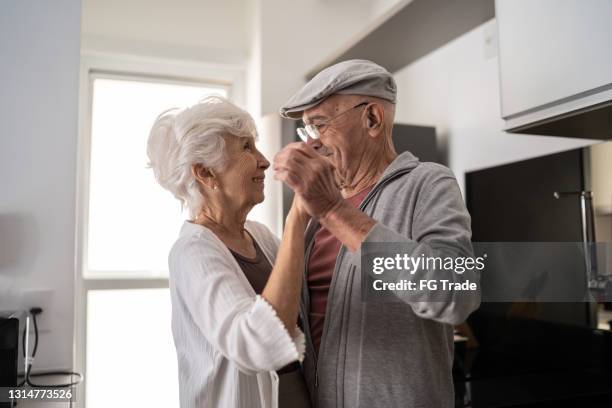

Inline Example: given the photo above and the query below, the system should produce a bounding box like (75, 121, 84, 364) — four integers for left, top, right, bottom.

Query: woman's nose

(258, 152, 270, 170)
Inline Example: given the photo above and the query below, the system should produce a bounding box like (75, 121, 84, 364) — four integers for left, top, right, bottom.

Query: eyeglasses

(296, 102, 369, 142)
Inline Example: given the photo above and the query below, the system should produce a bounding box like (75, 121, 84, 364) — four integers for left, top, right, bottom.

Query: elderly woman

(147, 95, 311, 408)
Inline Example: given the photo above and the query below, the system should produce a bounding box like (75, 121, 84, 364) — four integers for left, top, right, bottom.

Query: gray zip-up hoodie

(300, 151, 481, 408)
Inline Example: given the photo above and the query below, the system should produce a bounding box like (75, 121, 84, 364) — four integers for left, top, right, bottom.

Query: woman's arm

(261, 196, 309, 335)
(172, 196, 309, 374)
(173, 243, 303, 373)
(171, 197, 309, 373)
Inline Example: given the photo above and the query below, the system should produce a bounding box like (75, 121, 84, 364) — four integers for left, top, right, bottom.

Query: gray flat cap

(280, 59, 396, 119)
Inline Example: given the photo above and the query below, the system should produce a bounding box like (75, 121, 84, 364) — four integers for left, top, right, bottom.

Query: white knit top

(168, 220, 305, 408)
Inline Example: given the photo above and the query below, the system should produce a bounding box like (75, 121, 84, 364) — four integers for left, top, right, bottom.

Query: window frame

(74, 54, 244, 407)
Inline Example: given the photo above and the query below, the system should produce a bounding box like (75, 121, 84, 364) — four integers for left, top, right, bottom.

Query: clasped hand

(273, 142, 343, 220)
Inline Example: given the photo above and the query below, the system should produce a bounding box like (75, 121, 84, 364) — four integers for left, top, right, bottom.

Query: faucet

(554, 191, 611, 302)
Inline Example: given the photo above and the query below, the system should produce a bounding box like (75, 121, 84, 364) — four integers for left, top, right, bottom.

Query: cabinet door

(496, 0, 612, 118)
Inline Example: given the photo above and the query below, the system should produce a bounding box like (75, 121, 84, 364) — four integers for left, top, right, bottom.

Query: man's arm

(321, 176, 480, 325)
(360, 170, 480, 325)
(318, 201, 375, 251)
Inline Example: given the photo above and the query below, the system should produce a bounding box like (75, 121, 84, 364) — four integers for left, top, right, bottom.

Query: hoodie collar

(378, 151, 420, 182)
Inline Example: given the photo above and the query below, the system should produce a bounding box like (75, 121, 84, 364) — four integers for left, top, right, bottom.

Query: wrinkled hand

(274, 142, 343, 219)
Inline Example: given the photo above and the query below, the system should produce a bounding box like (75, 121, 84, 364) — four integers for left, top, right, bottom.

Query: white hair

(146, 95, 258, 218)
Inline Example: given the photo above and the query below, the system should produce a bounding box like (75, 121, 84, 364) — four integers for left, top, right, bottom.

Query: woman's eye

(244, 143, 251, 150)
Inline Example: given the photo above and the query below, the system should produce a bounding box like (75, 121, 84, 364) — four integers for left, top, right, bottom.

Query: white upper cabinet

(495, 0, 612, 138)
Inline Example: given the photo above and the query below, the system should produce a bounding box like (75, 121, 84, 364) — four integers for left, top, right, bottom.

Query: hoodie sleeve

(362, 165, 481, 325)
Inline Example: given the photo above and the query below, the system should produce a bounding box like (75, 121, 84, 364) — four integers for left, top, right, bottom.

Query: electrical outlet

(19, 289, 54, 333)
(483, 20, 498, 60)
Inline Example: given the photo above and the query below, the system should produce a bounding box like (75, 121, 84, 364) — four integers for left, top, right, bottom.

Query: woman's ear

(191, 164, 217, 190)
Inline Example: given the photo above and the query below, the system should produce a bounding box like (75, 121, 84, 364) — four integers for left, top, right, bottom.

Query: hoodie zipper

(311, 166, 415, 394)
(300, 234, 318, 388)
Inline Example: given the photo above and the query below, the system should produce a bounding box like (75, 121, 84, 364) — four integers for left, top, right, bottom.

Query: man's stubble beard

(322, 146, 348, 190)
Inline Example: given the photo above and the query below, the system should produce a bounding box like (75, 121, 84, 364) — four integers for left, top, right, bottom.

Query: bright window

(86, 289, 177, 408)
(87, 77, 227, 276)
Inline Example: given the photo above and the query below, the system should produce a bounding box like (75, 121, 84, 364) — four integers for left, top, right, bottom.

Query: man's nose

(307, 136, 323, 150)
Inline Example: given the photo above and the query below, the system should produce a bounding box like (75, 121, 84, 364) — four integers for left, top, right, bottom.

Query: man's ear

(191, 164, 216, 190)
(365, 103, 385, 137)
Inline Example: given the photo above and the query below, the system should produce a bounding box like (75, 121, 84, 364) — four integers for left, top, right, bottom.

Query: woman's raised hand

(289, 193, 311, 225)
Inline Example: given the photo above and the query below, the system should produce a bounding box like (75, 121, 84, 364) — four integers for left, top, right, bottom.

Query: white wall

(393, 19, 599, 191)
(81, 0, 248, 64)
(0, 0, 82, 372)
(255, 0, 378, 116)
(369, 0, 412, 19)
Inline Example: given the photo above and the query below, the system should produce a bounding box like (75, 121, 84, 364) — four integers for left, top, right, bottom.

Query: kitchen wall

(393, 18, 600, 191)
(0, 0, 82, 372)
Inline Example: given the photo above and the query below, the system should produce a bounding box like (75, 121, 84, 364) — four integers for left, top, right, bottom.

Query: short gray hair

(146, 95, 257, 218)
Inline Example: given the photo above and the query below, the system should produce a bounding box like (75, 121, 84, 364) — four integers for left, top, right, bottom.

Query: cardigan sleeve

(171, 236, 305, 375)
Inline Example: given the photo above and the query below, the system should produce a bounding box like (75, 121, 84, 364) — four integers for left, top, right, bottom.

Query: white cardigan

(168, 220, 305, 408)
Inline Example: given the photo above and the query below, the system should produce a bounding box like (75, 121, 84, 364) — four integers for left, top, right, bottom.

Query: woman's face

(216, 134, 270, 208)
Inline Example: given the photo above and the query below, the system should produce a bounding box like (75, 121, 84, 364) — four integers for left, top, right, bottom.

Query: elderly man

(273, 59, 480, 408)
